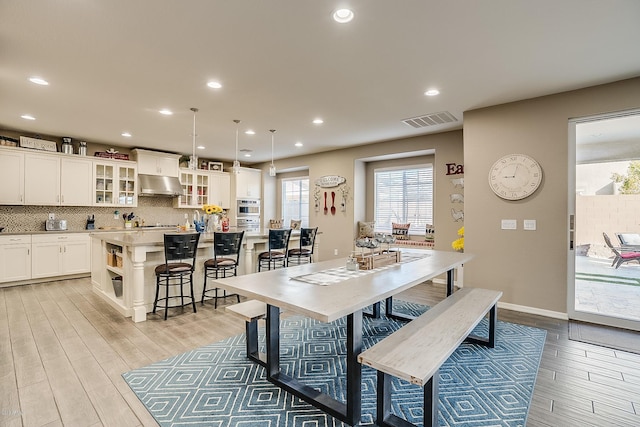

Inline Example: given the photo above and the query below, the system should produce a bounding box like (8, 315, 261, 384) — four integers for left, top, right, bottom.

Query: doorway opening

(569, 110, 640, 331)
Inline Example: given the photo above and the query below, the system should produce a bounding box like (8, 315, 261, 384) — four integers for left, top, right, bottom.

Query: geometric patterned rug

(123, 300, 546, 427)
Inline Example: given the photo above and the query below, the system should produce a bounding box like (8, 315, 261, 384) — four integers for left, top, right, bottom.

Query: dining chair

(153, 233, 200, 320)
(258, 228, 292, 271)
(202, 231, 244, 308)
(287, 227, 318, 266)
(603, 232, 640, 269)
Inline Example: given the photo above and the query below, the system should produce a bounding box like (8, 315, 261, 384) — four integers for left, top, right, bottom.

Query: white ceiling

(1, 1, 640, 164)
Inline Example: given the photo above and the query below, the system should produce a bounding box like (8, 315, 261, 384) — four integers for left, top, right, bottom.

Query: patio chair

(602, 232, 640, 269)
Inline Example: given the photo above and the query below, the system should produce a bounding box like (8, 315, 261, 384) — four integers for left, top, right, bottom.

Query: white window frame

(373, 164, 433, 234)
(281, 177, 310, 228)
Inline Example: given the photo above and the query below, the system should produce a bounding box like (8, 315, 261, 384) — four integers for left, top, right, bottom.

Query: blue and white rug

(123, 301, 546, 426)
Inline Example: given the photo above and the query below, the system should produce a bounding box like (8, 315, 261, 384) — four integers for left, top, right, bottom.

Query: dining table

(211, 249, 474, 426)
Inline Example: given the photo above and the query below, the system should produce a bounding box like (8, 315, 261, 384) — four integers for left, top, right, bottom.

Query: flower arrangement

(451, 226, 464, 252)
(202, 204, 223, 215)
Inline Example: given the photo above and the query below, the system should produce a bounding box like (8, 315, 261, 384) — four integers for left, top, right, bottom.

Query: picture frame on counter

(208, 161, 223, 171)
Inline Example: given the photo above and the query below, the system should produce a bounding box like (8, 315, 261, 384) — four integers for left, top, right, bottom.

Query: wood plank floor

(1, 277, 639, 426)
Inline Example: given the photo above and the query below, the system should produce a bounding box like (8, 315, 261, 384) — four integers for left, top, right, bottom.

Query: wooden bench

(358, 287, 502, 427)
(226, 300, 267, 367)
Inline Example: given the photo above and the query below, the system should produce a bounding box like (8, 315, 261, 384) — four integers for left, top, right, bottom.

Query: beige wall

(464, 77, 640, 314)
(258, 130, 463, 261)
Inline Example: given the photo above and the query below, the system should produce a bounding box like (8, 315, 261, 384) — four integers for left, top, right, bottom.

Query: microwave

(237, 199, 260, 216)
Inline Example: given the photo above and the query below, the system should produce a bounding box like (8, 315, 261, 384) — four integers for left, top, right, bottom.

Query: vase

(207, 215, 221, 232)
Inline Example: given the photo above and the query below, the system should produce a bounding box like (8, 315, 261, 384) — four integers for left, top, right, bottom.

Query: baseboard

(431, 278, 568, 320)
(497, 301, 568, 320)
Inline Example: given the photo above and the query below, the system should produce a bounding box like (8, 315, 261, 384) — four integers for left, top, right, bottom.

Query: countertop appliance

(45, 219, 68, 231)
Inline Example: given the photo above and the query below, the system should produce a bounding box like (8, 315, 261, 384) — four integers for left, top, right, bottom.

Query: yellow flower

(202, 204, 223, 215)
(451, 226, 464, 252)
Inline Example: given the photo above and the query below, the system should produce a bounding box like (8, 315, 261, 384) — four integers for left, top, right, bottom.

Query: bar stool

(287, 227, 318, 265)
(153, 233, 200, 320)
(258, 228, 292, 271)
(202, 231, 245, 308)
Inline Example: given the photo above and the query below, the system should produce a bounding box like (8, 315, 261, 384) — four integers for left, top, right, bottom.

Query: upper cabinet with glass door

(93, 159, 137, 207)
(175, 168, 209, 208)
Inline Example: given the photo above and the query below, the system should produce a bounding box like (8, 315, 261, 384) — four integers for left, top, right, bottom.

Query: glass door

(568, 110, 640, 331)
(94, 162, 114, 205)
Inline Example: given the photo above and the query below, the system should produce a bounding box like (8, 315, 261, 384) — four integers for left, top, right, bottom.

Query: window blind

(374, 165, 433, 233)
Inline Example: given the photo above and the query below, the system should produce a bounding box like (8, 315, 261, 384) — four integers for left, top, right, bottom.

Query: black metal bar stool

(153, 233, 200, 320)
(258, 228, 292, 271)
(287, 227, 318, 266)
(202, 231, 245, 308)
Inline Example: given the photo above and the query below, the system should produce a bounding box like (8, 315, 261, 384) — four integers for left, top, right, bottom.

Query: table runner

(291, 251, 430, 286)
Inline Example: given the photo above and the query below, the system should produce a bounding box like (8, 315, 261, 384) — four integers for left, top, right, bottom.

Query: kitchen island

(90, 229, 308, 322)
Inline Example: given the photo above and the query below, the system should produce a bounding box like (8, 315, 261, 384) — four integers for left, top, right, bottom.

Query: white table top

(212, 249, 474, 323)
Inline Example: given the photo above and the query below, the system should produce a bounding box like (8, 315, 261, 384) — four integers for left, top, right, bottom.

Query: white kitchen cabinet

(24, 152, 60, 205)
(60, 157, 93, 206)
(31, 234, 90, 279)
(94, 159, 137, 206)
(209, 171, 231, 209)
(131, 148, 180, 177)
(0, 235, 31, 283)
(232, 167, 261, 199)
(0, 148, 25, 204)
(23, 152, 93, 206)
(175, 168, 209, 208)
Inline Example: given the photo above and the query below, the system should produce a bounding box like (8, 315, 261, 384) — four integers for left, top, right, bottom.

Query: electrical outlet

(48, 213, 55, 220)
(334, 249, 338, 256)
(184, 213, 189, 219)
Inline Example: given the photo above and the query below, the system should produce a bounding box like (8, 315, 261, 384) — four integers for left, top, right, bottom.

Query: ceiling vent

(402, 111, 457, 128)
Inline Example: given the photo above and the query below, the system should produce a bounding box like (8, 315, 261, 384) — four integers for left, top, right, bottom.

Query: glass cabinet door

(180, 172, 194, 206)
(196, 173, 209, 206)
(94, 163, 114, 205)
(118, 166, 136, 205)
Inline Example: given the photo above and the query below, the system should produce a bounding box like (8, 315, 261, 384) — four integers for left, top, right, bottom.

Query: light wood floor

(1, 277, 639, 427)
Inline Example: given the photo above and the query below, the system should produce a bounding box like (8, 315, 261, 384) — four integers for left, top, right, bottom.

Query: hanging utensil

(331, 191, 336, 215)
(324, 192, 328, 214)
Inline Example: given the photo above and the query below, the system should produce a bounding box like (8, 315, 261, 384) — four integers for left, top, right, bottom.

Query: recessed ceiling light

(313, 118, 324, 125)
(207, 81, 222, 89)
(424, 89, 440, 96)
(333, 8, 354, 23)
(121, 132, 132, 137)
(29, 77, 49, 85)
(159, 109, 173, 115)
(21, 114, 36, 120)
(245, 130, 255, 135)
(295, 142, 303, 147)
(197, 145, 205, 150)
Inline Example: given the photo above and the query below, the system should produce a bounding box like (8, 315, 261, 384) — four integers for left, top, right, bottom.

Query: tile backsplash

(0, 198, 207, 233)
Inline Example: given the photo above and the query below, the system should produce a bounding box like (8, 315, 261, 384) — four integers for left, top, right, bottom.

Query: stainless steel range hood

(137, 174, 183, 197)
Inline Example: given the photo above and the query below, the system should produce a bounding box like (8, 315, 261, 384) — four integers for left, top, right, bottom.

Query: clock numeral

(511, 193, 517, 198)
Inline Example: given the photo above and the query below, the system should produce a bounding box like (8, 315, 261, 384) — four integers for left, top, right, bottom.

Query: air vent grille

(402, 111, 458, 128)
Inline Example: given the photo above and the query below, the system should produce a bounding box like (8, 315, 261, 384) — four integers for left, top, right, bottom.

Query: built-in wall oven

(236, 199, 261, 232)
(236, 217, 261, 232)
(237, 199, 260, 216)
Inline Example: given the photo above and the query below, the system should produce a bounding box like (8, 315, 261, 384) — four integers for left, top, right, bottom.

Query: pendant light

(189, 107, 199, 170)
(269, 129, 277, 177)
(233, 119, 241, 174)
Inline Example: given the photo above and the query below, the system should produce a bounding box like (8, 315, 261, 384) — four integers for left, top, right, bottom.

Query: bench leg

(466, 303, 497, 348)
(245, 319, 266, 367)
(376, 370, 438, 427)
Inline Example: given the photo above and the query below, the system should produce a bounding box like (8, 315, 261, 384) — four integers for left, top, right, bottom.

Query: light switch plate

(524, 219, 537, 230)
(501, 219, 517, 230)
(48, 213, 55, 220)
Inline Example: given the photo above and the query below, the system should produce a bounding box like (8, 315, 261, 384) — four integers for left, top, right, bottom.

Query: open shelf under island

(90, 229, 309, 322)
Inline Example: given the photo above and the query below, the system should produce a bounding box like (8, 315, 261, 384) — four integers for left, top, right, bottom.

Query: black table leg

(264, 304, 362, 426)
(446, 268, 454, 296)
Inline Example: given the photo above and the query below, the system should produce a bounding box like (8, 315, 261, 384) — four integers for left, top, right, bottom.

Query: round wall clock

(488, 154, 543, 200)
